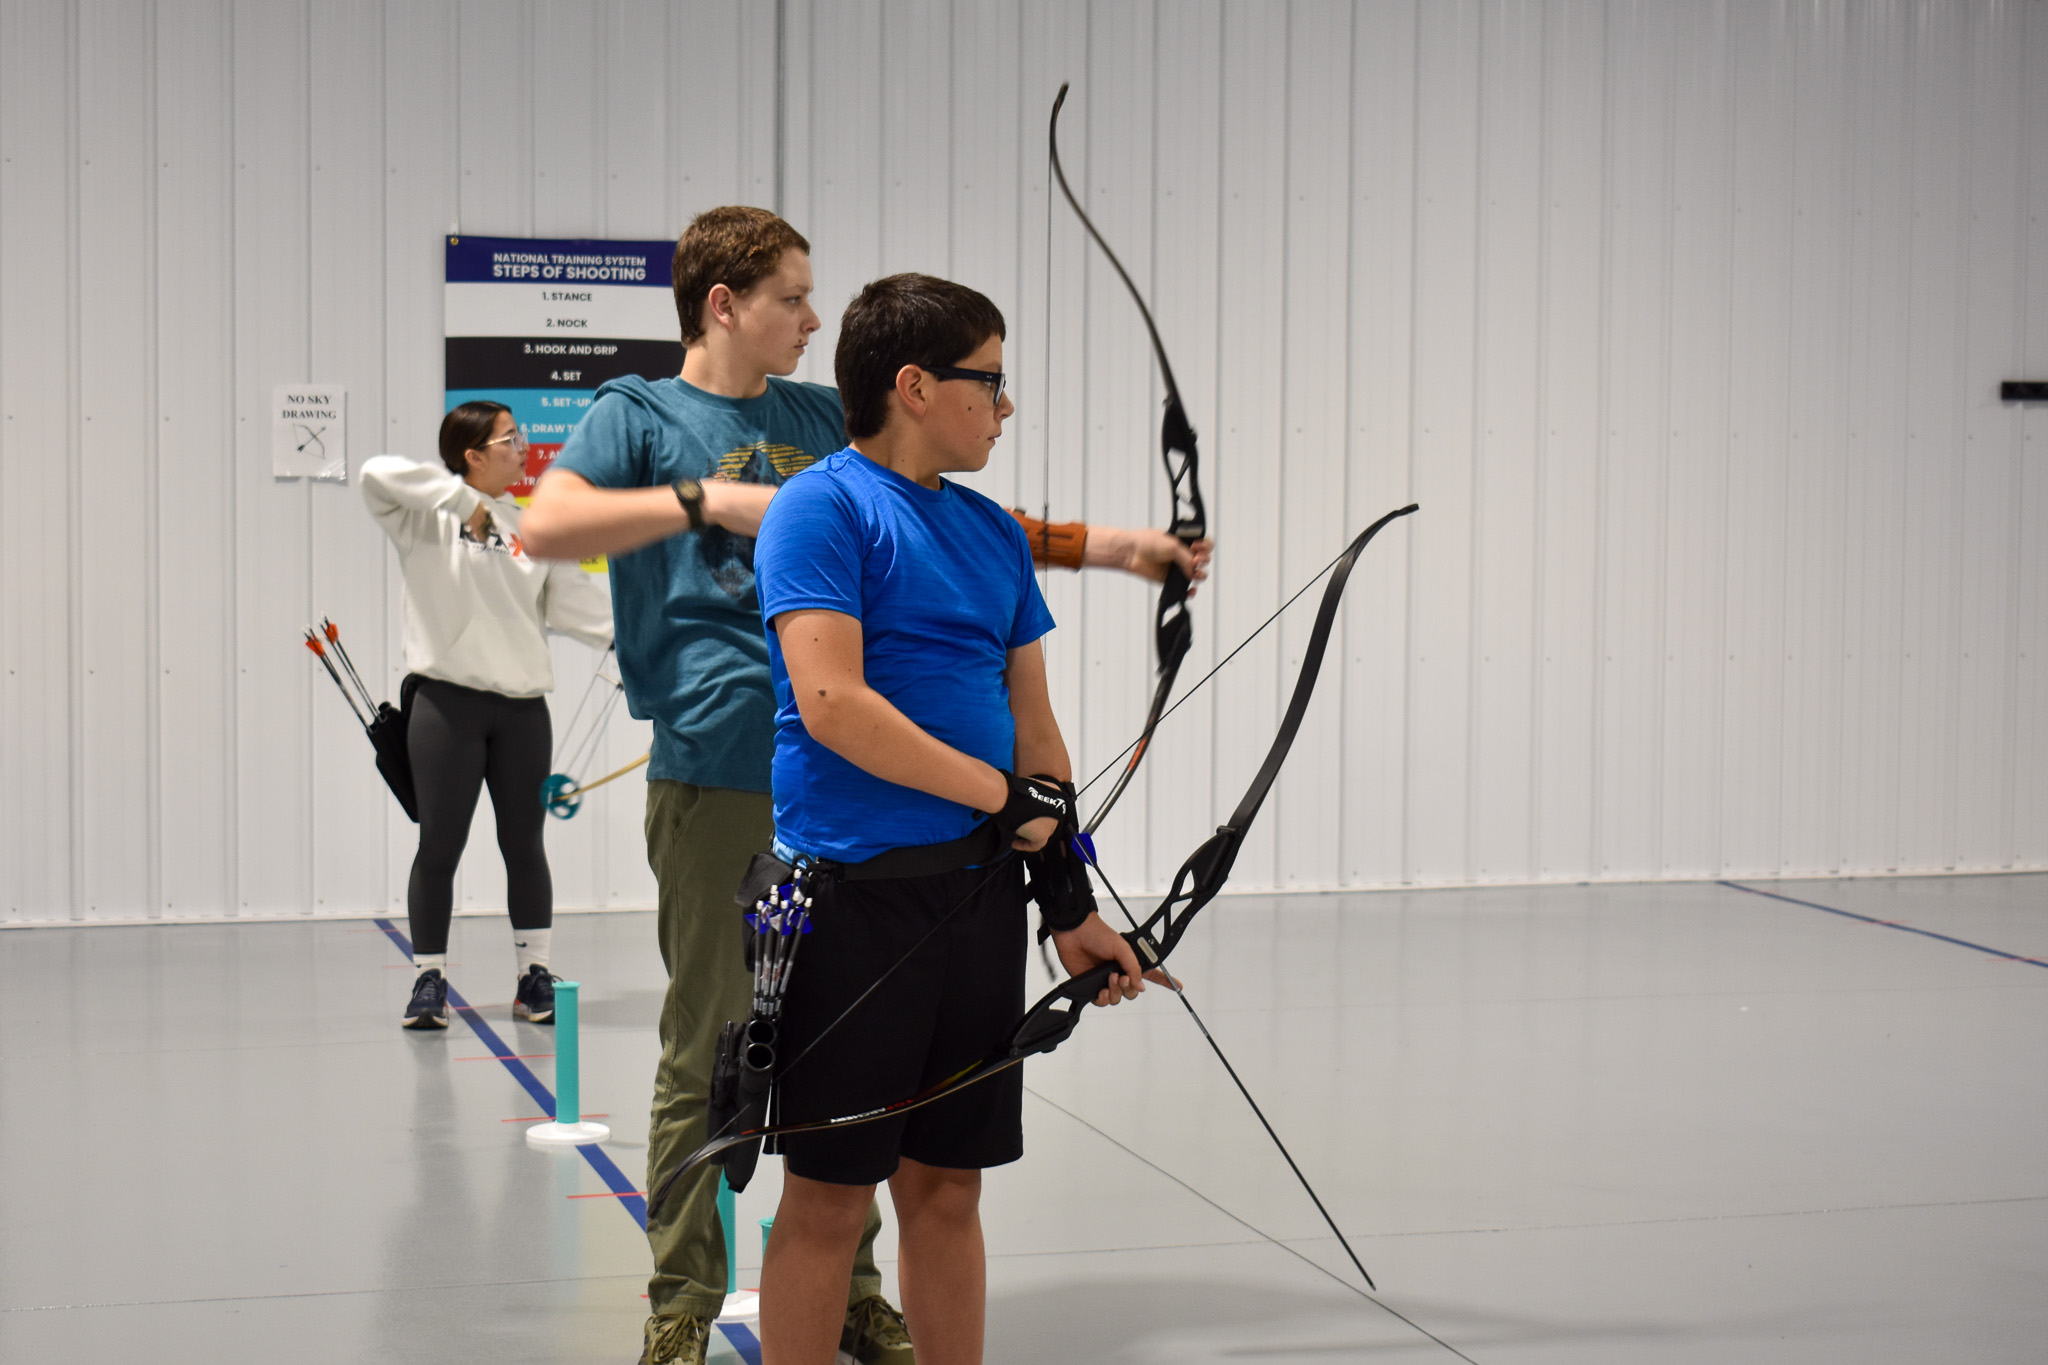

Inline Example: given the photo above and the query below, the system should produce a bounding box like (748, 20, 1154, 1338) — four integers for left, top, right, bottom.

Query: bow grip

(1006, 929, 1156, 1060)
(1155, 569, 1195, 671)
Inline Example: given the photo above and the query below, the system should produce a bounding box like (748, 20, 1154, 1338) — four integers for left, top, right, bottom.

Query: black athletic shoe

(513, 964, 559, 1024)
(403, 969, 449, 1029)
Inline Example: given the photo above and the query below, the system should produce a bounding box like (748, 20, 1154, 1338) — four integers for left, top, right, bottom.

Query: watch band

(672, 478, 704, 531)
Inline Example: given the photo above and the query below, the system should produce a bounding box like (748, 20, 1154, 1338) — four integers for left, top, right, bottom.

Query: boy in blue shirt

(753, 274, 1154, 1364)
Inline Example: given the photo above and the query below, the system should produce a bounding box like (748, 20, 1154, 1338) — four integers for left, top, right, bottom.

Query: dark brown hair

(835, 274, 1006, 440)
(437, 401, 510, 476)
(671, 206, 812, 345)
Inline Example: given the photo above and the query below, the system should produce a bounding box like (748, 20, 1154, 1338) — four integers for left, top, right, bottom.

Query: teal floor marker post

(524, 982, 612, 1147)
(715, 1172, 763, 1321)
(719, 1173, 737, 1293)
(556, 982, 581, 1118)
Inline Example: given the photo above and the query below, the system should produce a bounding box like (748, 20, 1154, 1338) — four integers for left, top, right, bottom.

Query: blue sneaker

(403, 969, 449, 1029)
(513, 964, 559, 1024)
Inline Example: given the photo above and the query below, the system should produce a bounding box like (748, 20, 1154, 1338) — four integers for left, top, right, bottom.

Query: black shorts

(772, 857, 1027, 1186)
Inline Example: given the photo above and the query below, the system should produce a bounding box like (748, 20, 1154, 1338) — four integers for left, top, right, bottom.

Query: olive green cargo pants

(642, 779, 884, 1318)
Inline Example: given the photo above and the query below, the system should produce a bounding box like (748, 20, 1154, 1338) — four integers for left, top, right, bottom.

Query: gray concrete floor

(2, 875, 2043, 1363)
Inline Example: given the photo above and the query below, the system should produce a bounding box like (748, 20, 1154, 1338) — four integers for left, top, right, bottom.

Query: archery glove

(989, 770, 1074, 843)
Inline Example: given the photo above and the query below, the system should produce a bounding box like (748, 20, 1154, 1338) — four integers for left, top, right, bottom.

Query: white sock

(513, 928, 551, 976)
(413, 953, 447, 974)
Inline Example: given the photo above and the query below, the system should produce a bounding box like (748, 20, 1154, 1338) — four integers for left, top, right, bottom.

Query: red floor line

(503, 1113, 609, 1122)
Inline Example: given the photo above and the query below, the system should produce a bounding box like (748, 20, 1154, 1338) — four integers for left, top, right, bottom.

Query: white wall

(3, 0, 2044, 924)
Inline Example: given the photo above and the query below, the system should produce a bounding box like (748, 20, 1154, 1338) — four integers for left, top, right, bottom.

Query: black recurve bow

(650, 504, 1419, 1298)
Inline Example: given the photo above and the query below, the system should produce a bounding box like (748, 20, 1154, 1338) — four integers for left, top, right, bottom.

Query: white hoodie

(360, 455, 612, 697)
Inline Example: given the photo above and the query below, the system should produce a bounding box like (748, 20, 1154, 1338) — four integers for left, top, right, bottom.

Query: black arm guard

(1023, 781, 1094, 935)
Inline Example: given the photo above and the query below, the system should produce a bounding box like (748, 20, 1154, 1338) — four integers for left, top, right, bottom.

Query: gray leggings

(405, 677, 552, 956)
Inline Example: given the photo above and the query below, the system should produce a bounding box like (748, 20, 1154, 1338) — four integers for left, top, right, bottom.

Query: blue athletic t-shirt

(551, 373, 845, 792)
(755, 449, 1056, 863)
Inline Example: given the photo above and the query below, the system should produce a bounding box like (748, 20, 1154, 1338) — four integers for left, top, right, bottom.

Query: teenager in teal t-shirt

(552, 372, 842, 792)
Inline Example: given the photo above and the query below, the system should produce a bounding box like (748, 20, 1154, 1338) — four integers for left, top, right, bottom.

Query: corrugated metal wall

(3, 0, 2043, 924)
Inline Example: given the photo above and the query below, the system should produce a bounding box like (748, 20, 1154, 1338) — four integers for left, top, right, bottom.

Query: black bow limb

(1048, 82, 1207, 836)
(1100, 503, 1419, 980)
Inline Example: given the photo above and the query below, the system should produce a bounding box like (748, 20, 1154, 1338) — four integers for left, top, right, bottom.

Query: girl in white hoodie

(361, 401, 612, 1030)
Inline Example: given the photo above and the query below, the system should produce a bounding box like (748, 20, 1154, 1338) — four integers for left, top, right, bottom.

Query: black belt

(732, 823, 1007, 914)
(812, 821, 1007, 882)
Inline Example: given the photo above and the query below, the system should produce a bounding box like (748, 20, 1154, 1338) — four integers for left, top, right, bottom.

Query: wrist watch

(671, 478, 705, 531)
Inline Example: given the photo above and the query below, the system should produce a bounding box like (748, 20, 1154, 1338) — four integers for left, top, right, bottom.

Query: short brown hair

(438, 400, 509, 476)
(671, 206, 811, 345)
(835, 274, 1007, 440)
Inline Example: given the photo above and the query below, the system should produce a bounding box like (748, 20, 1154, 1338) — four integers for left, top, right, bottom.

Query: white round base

(717, 1289, 761, 1322)
(524, 1119, 613, 1148)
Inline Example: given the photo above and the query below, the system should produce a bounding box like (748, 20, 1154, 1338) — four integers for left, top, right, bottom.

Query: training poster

(443, 235, 684, 529)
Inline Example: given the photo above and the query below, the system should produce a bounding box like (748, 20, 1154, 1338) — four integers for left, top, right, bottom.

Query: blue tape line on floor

(374, 918, 754, 1360)
(720, 1320, 763, 1363)
(1718, 881, 2048, 968)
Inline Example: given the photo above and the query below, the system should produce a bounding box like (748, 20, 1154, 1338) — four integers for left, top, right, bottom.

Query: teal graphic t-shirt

(552, 373, 845, 792)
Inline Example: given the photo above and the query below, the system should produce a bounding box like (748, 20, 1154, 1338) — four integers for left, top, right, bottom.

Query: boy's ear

(892, 364, 932, 419)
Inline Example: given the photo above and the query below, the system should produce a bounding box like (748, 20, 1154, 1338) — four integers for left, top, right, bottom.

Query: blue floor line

(373, 918, 746, 1356)
(720, 1320, 763, 1363)
(1717, 881, 2048, 969)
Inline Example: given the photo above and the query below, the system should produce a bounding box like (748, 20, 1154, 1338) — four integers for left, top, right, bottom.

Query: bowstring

(1076, 537, 1354, 802)
(1083, 847, 1379, 1293)
(1038, 75, 1060, 980)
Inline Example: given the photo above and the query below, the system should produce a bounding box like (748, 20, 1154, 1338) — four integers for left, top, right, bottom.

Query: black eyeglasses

(925, 364, 1006, 408)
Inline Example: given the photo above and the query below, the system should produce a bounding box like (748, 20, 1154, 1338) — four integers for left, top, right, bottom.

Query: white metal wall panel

(1532, 0, 1607, 882)
(1719, 6, 1795, 876)
(1897, 4, 1971, 873)
(76, 1, 156, 917)
(1274, 0, 1356, 890)
(4, 0, 2046, 926)
(1072, 13, 1159, 880)
(1595, 0, 1674, 881)
(309, 2, 392, 919)
(1658, 0, 1734, 879)
(1, 0, 81, 920)
(1839, 1, 1914, 874)
(155, 0, 236, 918)
(1954, 7, 2026, 870)
(1408, 0, 1481, 884)
(2019, 2, 2048, 869)
(1016, 3, 1091, 870)
(602, 2, 666, 238)
(1143, 1, 1224, 893)
(456, 1, 529, 238)
(230, 0, 313, 916)
(1778, 3, 1854, 876)
(1340, 0, 1420, 886)
(532, 4, 599, 240)
(1211, 1, 1290, 890)
(790, 0, 883, 382)
(1469, 0, 1544, 885)
(381, 0, 457, 918)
